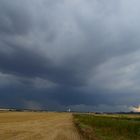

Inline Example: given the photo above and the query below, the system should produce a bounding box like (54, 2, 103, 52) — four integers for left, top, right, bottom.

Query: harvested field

(0, 112, 83, 140)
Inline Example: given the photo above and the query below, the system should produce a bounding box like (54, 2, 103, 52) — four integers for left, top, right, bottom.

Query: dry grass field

(0, 112, 83, 140)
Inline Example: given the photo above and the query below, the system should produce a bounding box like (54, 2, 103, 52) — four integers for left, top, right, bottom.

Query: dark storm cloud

(0, 0, 32, 35)
(0, 0, 140, 111)
(0, 44, 87, 86)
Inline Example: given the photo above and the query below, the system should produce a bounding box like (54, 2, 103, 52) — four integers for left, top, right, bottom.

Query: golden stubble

(0, 112, 84, 140)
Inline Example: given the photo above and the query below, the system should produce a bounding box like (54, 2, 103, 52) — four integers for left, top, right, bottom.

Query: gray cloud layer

(0, 0, 140, 111)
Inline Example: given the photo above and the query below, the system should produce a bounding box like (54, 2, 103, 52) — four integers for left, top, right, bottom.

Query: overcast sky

(0, 0, 140, 112)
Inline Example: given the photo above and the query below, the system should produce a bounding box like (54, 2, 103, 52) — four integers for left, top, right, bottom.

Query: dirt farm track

(0, 112, 83, 140)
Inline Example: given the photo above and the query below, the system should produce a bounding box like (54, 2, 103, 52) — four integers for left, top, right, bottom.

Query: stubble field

(0, 112, 83, 140)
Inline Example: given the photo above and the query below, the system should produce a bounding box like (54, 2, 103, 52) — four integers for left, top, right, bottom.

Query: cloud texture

(0, 0, 140, 112)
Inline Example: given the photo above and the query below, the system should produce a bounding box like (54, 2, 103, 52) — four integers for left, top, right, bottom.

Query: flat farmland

(0, 112, 83, 140)
(74, 114, 140, 140)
